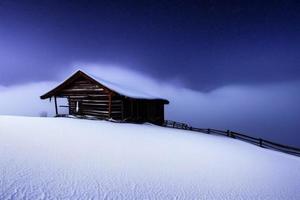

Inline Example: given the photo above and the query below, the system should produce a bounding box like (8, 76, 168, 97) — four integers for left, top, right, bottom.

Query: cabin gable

(57, 76, 111, 97)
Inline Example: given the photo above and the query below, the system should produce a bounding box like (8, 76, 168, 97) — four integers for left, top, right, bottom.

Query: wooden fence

(163, 120, 300, 157)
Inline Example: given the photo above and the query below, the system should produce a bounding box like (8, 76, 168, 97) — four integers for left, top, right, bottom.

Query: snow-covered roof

(87, 72, 164, 100)
(40, 70, 169, 103)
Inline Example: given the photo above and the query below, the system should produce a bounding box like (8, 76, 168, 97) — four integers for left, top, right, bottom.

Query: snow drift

(0, 116, 299, 199)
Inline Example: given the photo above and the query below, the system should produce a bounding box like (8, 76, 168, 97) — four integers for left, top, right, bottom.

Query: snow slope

(0, 116, 299, 200)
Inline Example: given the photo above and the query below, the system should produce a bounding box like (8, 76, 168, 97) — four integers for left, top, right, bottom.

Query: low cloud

(0, 82, 58, 117)
(1, 64, 300, 147)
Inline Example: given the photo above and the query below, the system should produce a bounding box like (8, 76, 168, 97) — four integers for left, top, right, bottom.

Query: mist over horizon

(0, 65, 299, 147)
(0, 0, 300, 146)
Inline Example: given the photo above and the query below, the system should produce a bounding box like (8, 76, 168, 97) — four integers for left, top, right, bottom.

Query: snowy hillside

(0, 116, 299, 199)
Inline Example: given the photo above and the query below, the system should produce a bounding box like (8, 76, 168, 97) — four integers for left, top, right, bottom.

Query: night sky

(1, 0, 299, 90)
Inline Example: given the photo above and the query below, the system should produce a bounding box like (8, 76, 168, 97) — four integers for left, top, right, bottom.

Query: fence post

(259, 138, 263, 147)
(207, 128, 210, 134)
(230, 131, 235, 138)
(226, 130, 230, 137)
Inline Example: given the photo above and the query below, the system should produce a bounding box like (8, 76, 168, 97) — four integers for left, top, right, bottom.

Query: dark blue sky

(0, 0, 300, 90)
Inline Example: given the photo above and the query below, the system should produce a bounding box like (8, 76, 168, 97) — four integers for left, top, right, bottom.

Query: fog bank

(1, 65, 299, 147)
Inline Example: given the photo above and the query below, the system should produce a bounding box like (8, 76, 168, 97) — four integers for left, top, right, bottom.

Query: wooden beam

(136, 100, 139, 120)
(54, 96, 58, 116)
(68, 97, 71, 115)
(121, 100, 124, 120)
(108, 93, 112, 118)
(130, 99, 134, 120)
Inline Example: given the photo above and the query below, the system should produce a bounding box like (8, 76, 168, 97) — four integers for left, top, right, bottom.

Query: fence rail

(163, 120, 300, 157)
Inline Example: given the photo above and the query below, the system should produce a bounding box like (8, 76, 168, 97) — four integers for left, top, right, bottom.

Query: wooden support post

(54, 96, 58, 116)
(67, 97, 71, 115)
(136, 101, 139, 121)
(108, 94, 112, 118)
(130, 99, 134, 120)
(121, 101, 124, 120)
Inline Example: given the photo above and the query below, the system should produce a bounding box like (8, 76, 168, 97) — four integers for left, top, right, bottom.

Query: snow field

(0, 116, 299, 199)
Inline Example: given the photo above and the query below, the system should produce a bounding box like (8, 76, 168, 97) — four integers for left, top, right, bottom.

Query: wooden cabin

(40, 70, 169, 125)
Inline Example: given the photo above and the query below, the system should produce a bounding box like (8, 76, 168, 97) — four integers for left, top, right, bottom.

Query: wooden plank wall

(55, 76, 165, 124)
(123, 99, 165, 125)
(59, 77, 123, 119)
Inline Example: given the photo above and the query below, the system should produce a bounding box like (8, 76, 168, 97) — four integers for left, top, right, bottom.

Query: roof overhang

(40, 70, 169, 104)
